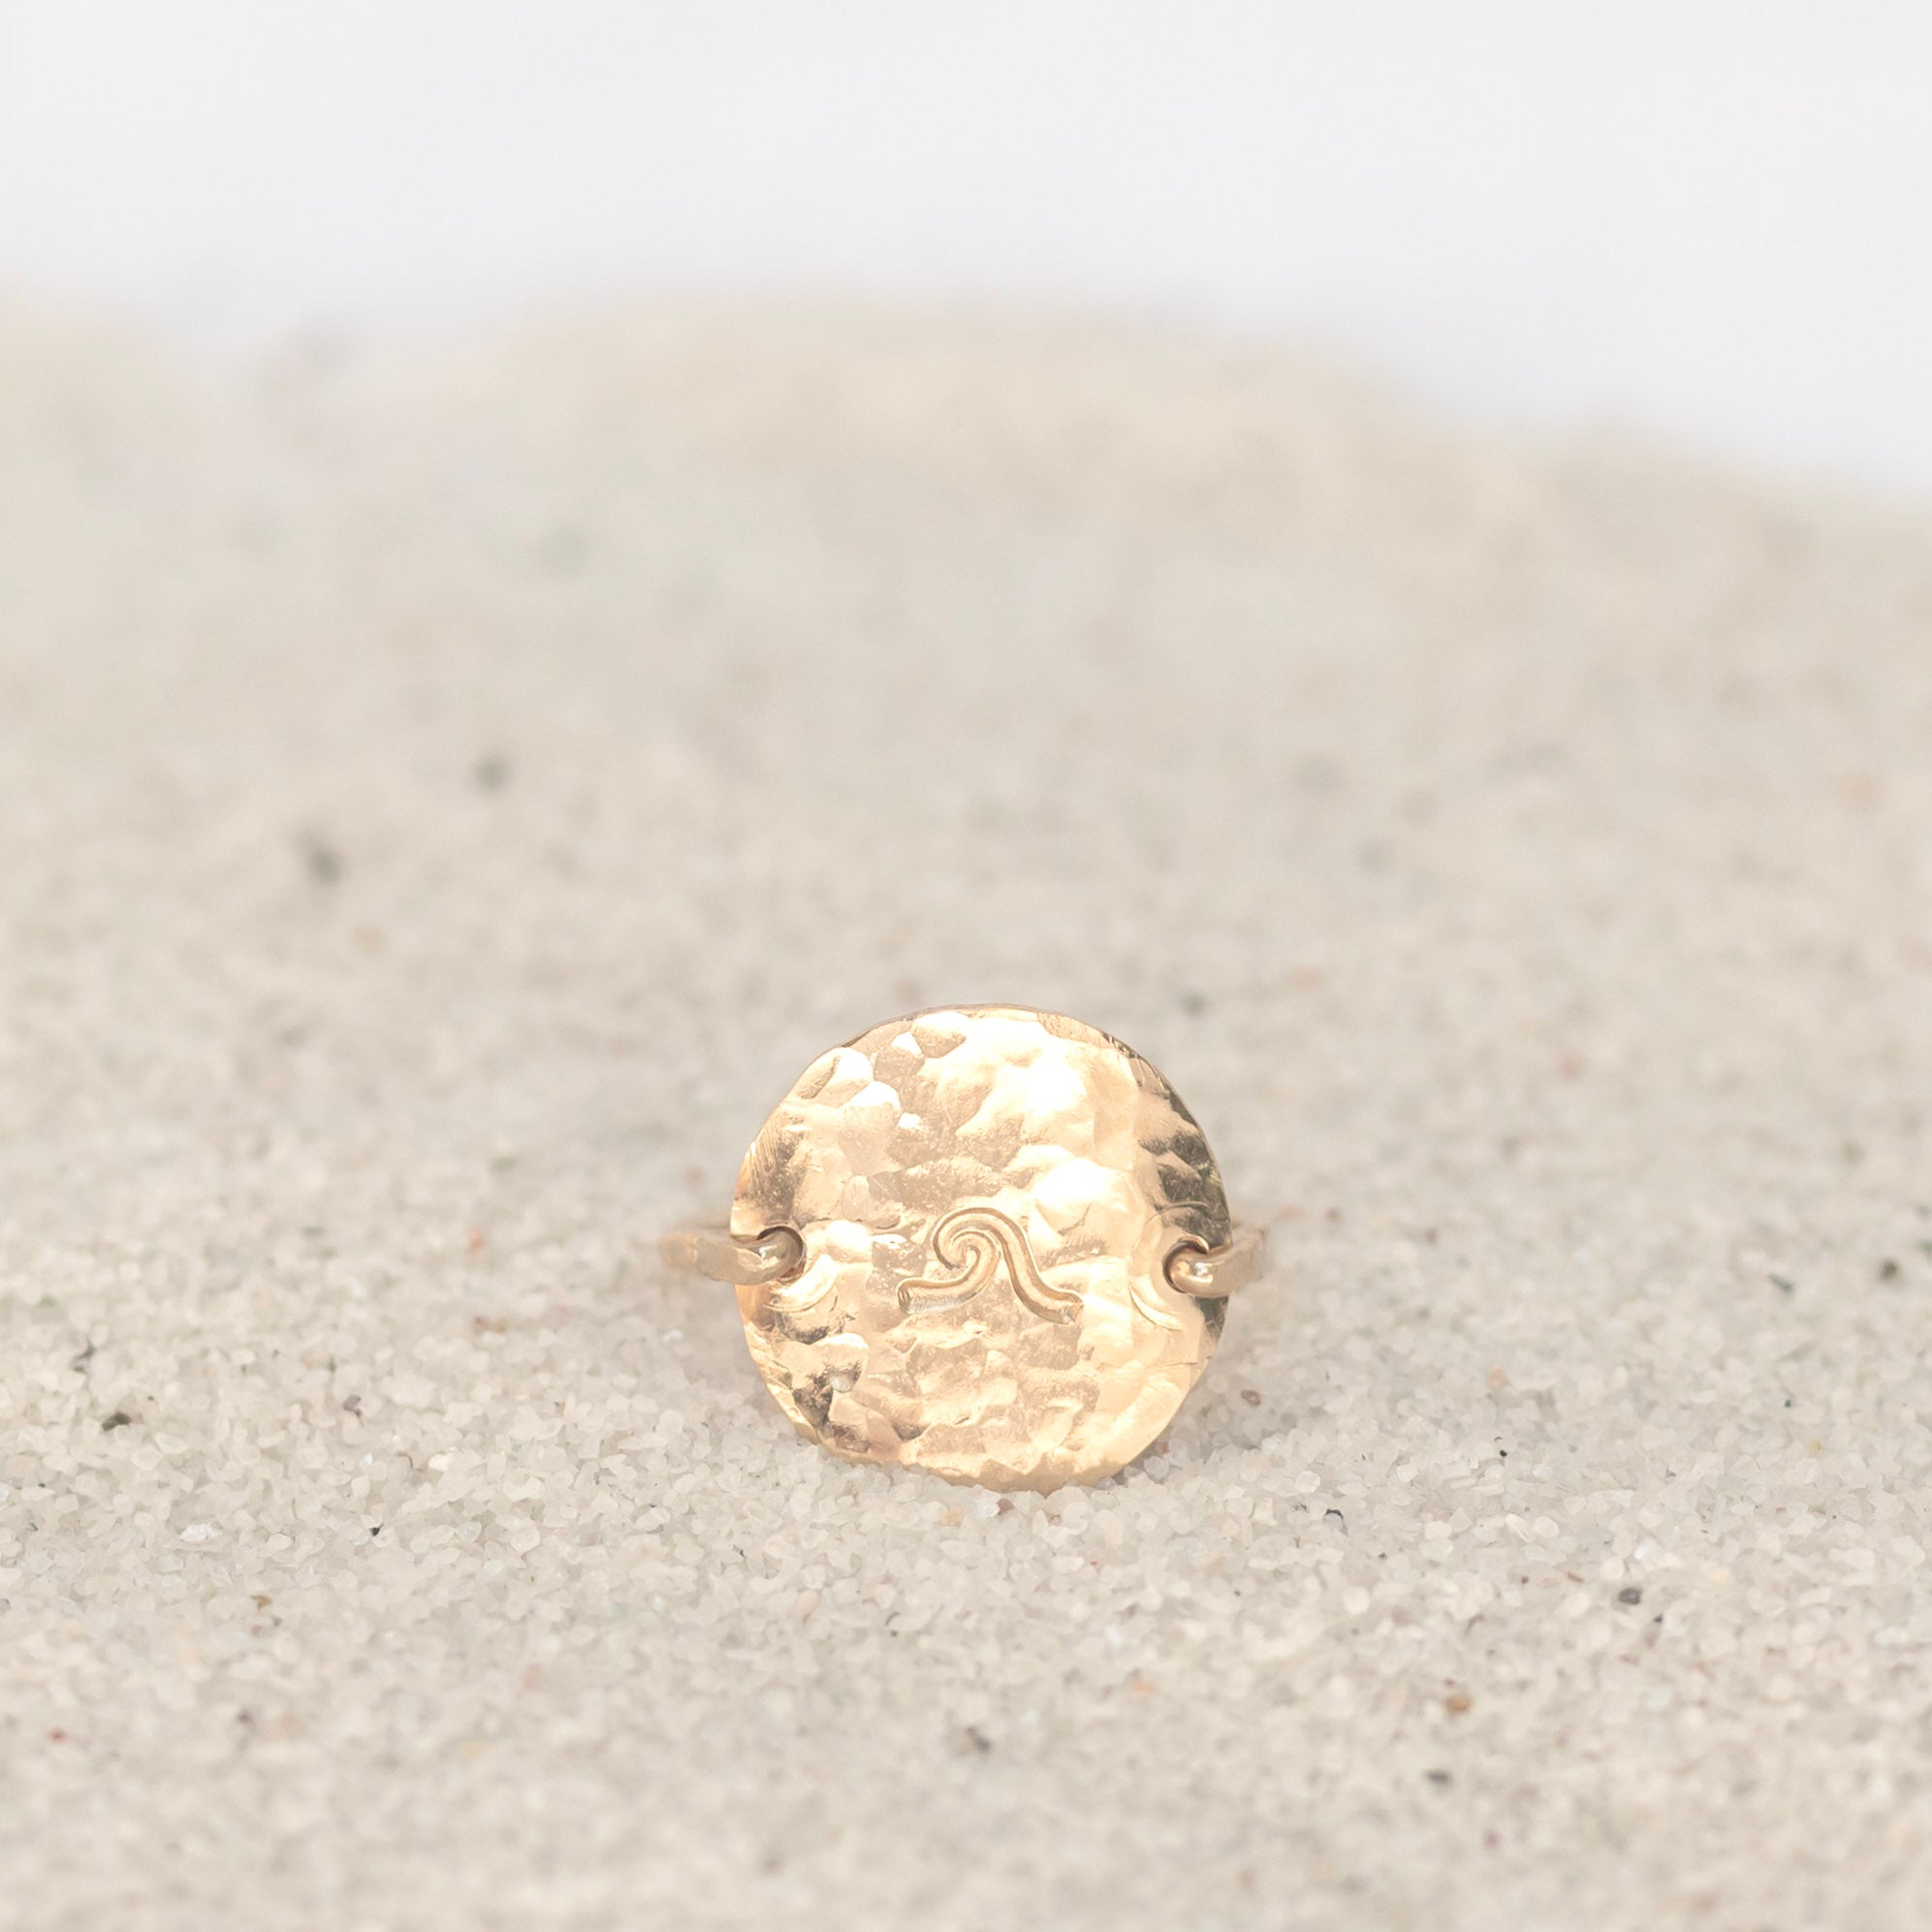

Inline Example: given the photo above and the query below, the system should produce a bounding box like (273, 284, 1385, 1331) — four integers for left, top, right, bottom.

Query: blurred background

(4, 0, 1931, 492)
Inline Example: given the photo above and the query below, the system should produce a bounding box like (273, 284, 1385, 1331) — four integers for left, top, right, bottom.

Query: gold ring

(660, 1004, 1265, 1493)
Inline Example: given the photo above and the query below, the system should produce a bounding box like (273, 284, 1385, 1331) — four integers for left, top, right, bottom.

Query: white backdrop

(3, 0, 1930, 491)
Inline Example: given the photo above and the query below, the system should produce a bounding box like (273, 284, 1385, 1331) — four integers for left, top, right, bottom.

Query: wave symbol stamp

(898, 1206, 1086, 1323)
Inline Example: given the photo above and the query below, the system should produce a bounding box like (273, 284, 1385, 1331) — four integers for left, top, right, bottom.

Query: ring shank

(1162, 1223, 1267, 1299)
(660, 1219, 1264, 1297)
(657, 1222, 804, 1287)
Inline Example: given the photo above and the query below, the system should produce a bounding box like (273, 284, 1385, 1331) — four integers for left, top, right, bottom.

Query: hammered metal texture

(730, 1006, 1230, 1491)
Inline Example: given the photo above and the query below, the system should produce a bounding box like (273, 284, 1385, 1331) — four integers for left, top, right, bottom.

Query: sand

(3, 304, 1931, 1930)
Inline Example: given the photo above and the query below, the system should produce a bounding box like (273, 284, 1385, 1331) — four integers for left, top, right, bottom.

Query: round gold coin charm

(664, 1005, 1264, 1492)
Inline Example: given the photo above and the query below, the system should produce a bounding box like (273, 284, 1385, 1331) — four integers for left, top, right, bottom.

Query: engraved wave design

(899, 1207, 1086, 1324)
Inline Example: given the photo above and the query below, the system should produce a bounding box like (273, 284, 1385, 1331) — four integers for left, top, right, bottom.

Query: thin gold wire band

(660, 1220, 1264, 1299)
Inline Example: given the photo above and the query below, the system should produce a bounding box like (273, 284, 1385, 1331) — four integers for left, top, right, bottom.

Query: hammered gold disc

(729, 1005, 1231, 1491)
